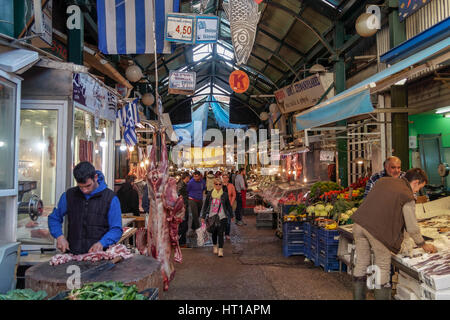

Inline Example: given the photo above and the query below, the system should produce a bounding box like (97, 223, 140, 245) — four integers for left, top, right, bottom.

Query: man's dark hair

(404, 168, 428, 185)
(73, 161, 96, 183)
(193, 170, 201, 176)
(239, 168, 245, 173)
(208, 170, 214, 175)
(181, 172, 190, 180)
(125, 174, 137, 184)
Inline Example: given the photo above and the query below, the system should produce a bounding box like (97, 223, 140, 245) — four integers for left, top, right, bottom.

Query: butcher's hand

(56, 235, 70, 253)
(88, 242, 104, 253)
(422, 243, 437, 254)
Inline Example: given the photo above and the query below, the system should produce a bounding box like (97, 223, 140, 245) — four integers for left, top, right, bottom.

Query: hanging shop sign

(73, 73, 117, 121)
(229, 70, 250, 93)
(320, 150, 335, 162)
(223, 0, 261, 65)
(165, 13, 195, 44)
(168, 71, 197, 95)
(399, 0, 432, 22)
(195, 15, 219, 43)
(274, 73, 334, 114)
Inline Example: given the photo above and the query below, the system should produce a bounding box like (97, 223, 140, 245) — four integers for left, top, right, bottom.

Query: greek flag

(117, 98, 140, 146)
(96, 0, 180, 54)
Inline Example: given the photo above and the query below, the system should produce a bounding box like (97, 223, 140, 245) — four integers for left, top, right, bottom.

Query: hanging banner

(165, 13, 195, 44)
(399, 0, 432, 22)
(274, 73, 334, 114)
(195, 15, 219, 43)
(73, 73, 117, 121)
(168, 71, 197, 95)
(229, 70, 249, 93)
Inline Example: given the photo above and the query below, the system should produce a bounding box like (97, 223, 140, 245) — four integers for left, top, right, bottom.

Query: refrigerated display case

(0, 68, 21, 293)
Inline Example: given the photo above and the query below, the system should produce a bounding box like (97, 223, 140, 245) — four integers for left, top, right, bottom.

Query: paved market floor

(161, 215, 354, 300)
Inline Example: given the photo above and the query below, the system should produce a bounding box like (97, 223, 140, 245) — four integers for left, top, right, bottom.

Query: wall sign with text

(165, 14, 195, 44)
(165, 13, 219, 44)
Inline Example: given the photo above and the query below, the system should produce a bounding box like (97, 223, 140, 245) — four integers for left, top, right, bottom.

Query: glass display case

(17, 109, 59, 245)
(73, 107, 114, 186)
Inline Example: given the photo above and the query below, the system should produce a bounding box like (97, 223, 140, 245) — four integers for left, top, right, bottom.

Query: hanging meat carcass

(146, 129, 185, 291)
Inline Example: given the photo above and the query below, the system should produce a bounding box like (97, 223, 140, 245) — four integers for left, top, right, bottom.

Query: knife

(81, 256, 124, 281)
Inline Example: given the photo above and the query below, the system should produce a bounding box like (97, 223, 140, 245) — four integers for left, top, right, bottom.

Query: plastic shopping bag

(196, 222, 209, 247)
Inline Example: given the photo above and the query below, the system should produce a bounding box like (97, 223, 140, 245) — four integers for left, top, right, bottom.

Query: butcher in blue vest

(48, 162, 123, 254)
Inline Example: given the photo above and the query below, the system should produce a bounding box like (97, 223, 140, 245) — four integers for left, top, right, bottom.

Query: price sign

(165, 14, 195, 44)
(195, 15, 219, 43)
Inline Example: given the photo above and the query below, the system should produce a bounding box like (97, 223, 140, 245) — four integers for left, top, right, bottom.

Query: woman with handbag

(201, 178, 234, 257)
(222, 173, 236, 240)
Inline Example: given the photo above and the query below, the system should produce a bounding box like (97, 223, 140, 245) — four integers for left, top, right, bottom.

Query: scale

(18, 181, 43, 221)
(438, 163, 450, 184)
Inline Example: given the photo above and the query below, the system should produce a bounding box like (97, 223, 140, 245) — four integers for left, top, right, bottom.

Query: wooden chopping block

(24, 255, 163, 299)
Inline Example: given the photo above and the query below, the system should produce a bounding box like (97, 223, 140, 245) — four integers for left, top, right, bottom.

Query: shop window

(73, 108, 112, 180)
(17, 109, 58, 245)
(0, 77, 17, 191)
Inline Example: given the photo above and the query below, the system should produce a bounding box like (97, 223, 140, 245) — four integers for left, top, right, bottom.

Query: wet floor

(161, 215, 354, 300)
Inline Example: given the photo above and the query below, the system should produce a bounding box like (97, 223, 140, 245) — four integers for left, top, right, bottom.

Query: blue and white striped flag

(96, 0, 180, 55)
(117, 98, 140, 146)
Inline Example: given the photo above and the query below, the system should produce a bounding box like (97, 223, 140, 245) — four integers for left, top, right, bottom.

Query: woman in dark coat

(201, 178, 234, 257)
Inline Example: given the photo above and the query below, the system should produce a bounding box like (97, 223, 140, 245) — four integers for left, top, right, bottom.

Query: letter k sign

(229, 70, 249, 93)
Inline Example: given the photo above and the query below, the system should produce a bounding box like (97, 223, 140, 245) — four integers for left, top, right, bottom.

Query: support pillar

(67, 3, 84, 65)
(334, 21, 348, 187)
(388, 1, 409, 171)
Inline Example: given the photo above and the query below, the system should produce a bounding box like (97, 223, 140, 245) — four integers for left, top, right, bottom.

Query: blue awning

(380, 17, 450, 65)
(296, 89, 373, 131)
(295, 36, 450, 131)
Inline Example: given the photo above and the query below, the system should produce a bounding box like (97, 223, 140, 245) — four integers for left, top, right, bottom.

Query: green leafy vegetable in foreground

(67, 281, 146, 300)
(0, 289, 47, 300)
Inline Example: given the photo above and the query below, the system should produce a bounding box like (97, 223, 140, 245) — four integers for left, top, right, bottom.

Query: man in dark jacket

(116, 174, 140, 216)
(177, 173, 191, 246)
(48, 161, 123, 254)
(351, 168, 436, 300)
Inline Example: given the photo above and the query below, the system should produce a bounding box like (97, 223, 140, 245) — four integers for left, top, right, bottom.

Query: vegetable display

(0, 289, 47, 300)
(67, 281, 146, 300)
(310, 181, 341, 197)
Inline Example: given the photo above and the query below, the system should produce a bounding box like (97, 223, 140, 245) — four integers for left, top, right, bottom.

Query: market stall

(336, 196, 450, 300)
(17, 60, 119, 254)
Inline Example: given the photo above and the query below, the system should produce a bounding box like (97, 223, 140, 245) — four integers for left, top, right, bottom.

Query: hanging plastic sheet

(209, 96, 247, 129)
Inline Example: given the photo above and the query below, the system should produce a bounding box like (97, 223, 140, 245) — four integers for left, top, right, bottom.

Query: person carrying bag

(201, 178, 234, 257)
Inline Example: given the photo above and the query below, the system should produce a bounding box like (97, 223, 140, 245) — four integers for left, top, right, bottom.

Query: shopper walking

(177, 172, 191, 246)
(234, 168, 247, 226)
(201, 178, 234, 257)
(363, 156, 405, 198)
(351, 168, 437, 300)
(187, 171, 206, 234)
(222, 173, 236, 240)
(206, 171, 215, 192)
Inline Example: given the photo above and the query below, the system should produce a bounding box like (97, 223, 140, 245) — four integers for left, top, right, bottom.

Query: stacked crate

(282, 222, 305, 257)
(303, 222, 311, 258)
(309, 224, 319, 266)
(318, 228, 341, 272)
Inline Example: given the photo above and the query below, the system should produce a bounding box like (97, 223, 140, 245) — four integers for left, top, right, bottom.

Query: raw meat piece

(26, 221, 39, 228)
(49, 244, 133, 266)
(135, 227, 148, 255)
(146, 130, 185, 291)
(31, 229, 51, 239)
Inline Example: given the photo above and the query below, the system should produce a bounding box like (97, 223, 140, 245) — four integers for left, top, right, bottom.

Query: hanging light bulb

(144, 159, 149, 165)
(128, 145, 135, 152)
(140, 161, 145, 168)
(141, 93, 155, 106)
(120, 139, 127, 151)
(125, 65, 143, 82)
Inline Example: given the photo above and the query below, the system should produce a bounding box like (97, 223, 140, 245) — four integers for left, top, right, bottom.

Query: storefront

(16, 61, 119, 250)
(0, 48, 39, 293)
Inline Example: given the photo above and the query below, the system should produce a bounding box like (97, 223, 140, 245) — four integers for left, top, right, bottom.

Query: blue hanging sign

(195, 15, 219, 43)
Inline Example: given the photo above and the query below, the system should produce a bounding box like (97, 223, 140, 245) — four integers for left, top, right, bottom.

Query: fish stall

(337, 196, 450, 300)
